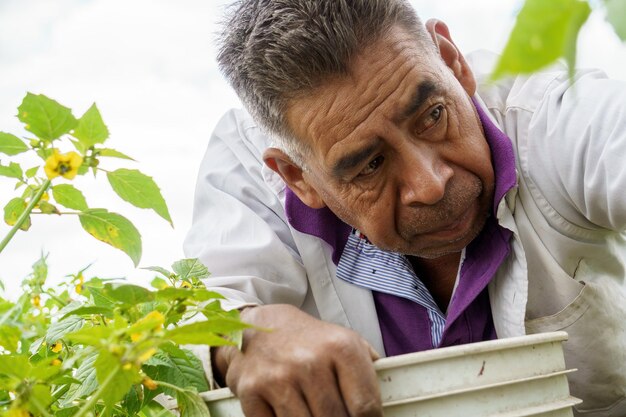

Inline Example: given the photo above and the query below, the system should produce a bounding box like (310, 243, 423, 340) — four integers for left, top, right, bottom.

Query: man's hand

(213, 304, 382, 417)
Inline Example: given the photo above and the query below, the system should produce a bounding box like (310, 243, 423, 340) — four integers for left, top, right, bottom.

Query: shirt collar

(284, 97, 517, 262)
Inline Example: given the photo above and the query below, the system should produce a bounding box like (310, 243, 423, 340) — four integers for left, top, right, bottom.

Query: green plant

(0, 95, 247, 417)
(493, 0, 626, 79)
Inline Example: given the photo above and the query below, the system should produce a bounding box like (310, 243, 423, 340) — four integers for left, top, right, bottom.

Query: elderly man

(184, 1, 626, 416)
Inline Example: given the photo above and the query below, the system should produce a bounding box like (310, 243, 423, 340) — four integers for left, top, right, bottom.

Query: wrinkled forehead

(285, 28, 447, 156)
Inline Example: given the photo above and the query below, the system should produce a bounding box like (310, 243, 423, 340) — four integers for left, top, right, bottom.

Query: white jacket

(185, 51, 626, 416)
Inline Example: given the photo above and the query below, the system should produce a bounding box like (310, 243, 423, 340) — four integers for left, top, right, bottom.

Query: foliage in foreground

(493, 0, 626, 79)
(0, 95, 248, 416)
(0, 255, 248, 417)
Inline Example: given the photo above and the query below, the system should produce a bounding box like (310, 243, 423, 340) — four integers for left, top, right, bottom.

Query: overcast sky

(1, 0, 625, 298)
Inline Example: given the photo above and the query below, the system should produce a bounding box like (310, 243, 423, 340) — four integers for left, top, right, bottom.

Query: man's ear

(425, 19, 476, 96)
(263, 147, 326, 209)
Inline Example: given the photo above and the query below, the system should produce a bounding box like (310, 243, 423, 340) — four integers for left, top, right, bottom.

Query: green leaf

(0, 325, 20, 352)
(79, 210, 142, 267)
(0, 132, 28, 155)
(61, 349, 99, 406)
(492, 0, 591, 79)
(151, 277, 170, 290)
(65, 325, 112, 346)
(88, 287, 117, 309)
(123, 384, 143, 416)
(26, 384, 53, 415)
(95, 350, 141, 407)
(45, 315, 84, 344)
(107, 169, 172, 226)
(38, 200, 59, 214)
(60, 305, 114, 320)
(606, 0, 626, 41)
(172, 259, 209, 281)
(52, 184, 88, 211)
(25, 166, 39, 178)
(0, 355, 31, 379)
(176, 388, 211, 417)
(155, 287, 223, 302)
(4, 197, 31, 231)
(143, 266, 173, 278)
(143, 349, 209, 395)
(105, 283, 154, 305)
(72, 103, 109, 148)
(17, 93, 77, 142)
(98, 148, 136, 161)
(0, 161, 23, 180)
(164, 319, 249, 346)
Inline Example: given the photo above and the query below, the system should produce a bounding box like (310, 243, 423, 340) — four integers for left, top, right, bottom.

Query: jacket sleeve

(183, 109, 309, 310)
(526, 69, 626, 231)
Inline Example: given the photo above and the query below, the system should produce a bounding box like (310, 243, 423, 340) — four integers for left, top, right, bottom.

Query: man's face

(284, 26, 494, 259)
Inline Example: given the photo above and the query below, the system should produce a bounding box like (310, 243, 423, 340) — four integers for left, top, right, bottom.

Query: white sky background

(0, 0, 624, 298)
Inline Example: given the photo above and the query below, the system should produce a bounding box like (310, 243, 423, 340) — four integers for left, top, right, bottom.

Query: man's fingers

(302, 368, 350, 417)
(335, 340, 383, 417)
(239, 395, 275, 417)
(265, 386, 313, 417)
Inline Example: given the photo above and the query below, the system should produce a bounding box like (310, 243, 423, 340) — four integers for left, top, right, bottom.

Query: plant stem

(0, 179, 51, 254)
(73, 363, 121, 417)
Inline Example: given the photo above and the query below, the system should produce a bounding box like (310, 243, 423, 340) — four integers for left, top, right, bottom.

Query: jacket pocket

(525, 280, 626, 416)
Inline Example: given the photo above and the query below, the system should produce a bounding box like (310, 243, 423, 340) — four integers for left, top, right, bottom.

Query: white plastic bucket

(201, 331, 580, 416)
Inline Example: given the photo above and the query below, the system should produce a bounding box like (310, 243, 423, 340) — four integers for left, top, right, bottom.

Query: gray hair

(218, 0, 431, 167)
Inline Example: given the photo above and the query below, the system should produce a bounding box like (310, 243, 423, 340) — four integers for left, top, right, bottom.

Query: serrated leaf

(88, 287, 117, 309)
(4, 197, 31, 231)
(165, 319, 249, 346)
(123, 384, 143, 416)
(98, 148, 135, 161)
(606, 0, 626, 41)
(143, 350, 209, 395)
(72, 103, 109, 147)
(95, 349, 141, 407)
(143, 266, 173, 278)
(25, 166, 39, 178)
(62, 349, 98, 405)
(0, 132, 28, 155)
(17, 93, 77, 142)
(172, 259, 209, 281)
(45, 315, 84, 344)
(52, 184, 88, 211)
(79, 210, 142, 267)
(0, 161, 23, 179)
(176, 388, 211, 417)
(105, 283, 154, 305)
(107, 169, 172, 226)
(492, 0, 591, 79)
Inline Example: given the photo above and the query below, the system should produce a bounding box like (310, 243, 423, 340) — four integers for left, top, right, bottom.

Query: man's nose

(398, 150, 453, 206)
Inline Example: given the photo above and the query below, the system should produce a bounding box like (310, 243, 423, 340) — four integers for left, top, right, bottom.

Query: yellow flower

(122, 362, 133, 371)
(31, 295, 41, 308)
(74, 273, 85, 294)
(137, 348, 157, 363)
(50, 341, 62, 353)
(142, 377, 158, 390)
(144, 310, 165, 330)
(51, 358, 62, 366)
(130, 333, 142, 342)
(180, 281, 192, 289)
(44, 150, 83, 180)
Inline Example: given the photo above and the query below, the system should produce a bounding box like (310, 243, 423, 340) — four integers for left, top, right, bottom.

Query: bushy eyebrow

(399, 80, 443, 121)
(331, 141, 380, 178)
(330, 80, 443, 178)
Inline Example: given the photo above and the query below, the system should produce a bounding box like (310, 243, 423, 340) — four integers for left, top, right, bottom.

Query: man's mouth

(418, 200, 478, 242)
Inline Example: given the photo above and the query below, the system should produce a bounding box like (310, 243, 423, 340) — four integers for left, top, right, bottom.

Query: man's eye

(417, 104, 445, 134)
(358, 155, 384, 177)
